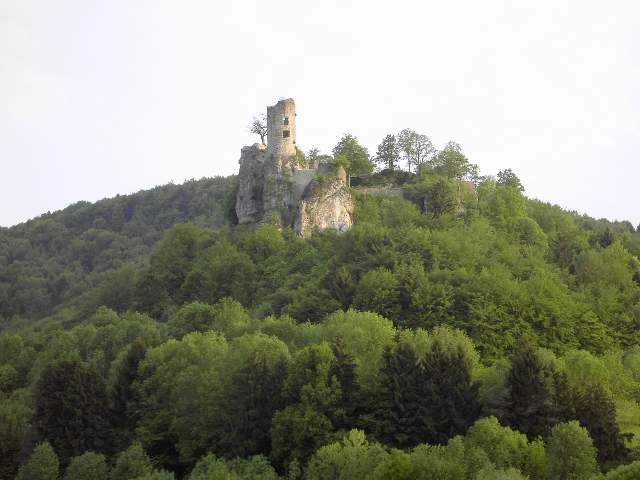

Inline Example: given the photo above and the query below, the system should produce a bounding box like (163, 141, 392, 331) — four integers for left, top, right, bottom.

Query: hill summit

(235, 98, 353, 236)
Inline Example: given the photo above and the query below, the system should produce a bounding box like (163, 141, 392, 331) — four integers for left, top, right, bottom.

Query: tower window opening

(283, 116, 289, 125)
(283, 130, 290, 138)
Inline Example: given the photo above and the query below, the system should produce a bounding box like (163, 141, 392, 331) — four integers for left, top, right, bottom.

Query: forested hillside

(0, 176, 236, 325)
(1, 135, 640, 479)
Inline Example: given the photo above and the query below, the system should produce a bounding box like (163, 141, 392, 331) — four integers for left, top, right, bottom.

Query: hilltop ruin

(235, 98, 353, 237)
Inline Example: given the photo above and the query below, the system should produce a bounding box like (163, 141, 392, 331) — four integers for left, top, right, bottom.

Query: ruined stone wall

(267, 98, 296, 159)
(236, 98, 353, 236)
(355, 186, 407, 198)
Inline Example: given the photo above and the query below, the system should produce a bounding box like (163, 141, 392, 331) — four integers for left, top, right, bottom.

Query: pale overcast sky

(2, 1, 639, 227)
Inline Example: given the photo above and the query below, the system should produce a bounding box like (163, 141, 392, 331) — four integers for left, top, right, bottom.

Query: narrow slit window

(282, 130, 291, 138)
(283, 116, 289, 125)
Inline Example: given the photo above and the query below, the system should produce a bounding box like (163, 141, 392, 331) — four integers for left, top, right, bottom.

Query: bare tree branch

(249, 114, 268, 144)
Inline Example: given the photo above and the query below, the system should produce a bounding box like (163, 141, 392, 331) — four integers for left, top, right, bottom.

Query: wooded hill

(1, 137, 640, 479)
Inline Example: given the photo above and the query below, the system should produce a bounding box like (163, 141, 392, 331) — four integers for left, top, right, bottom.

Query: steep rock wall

(235, 98, 353, 236)
(236, 144, 267, 224)
(294, 178, 354, 237)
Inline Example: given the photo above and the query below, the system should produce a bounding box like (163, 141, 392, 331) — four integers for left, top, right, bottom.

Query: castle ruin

(235, 98, 353, 237)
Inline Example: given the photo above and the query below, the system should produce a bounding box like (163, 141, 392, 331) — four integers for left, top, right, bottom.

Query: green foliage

(111, 443, 154, 480)
(16, 442, 59, 480)
(270, 403, 334, 471)
(329, 154, 351, 175)
(352, 268, 399, 319)
(0, 176, 234, 322)
(295, 148, 307, 168)
(497, 169, 525, 191)
(546, 421, 599, 480)
(419, 339, 480, 444)
(396, 129, 435, 172)
(574, 383, 629, 463)
(0, 397, 31, 479)
(604, 461, 640, 479)
(189, 454, 279, 480)
(180, 240, 256, 307)
(474, 465, 528, 480)
(134, 223, 214, 317)
(64, 451, 108, 480)
(375, 134, 400, 170)
(374, 342, 422, 448)
(332, 134, 373, 175)
(429, 141, 474, 181)
(135, 332, 230, 467)
(220, 335, 289, 457)
(305, 429, 387, 480)
(313, 310, 395, 394)
(111, 339, 147, 450)
(505, 341, 571, 439)
(3, 140, 640, 479)
(168, 298, 254, 339)
(240, 224, 286, 262)
(407, 438, 467, 479)
(133, 471, 176, 480)
(464, 417, 546, 480)
(34, 360, 113, 465)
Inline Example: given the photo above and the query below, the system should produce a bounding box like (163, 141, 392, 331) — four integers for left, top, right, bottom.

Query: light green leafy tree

(111, 443, 154, 480)
(16, 442, 59, 480)
(370, 449, 413, 480)
(64, 452, 108, 480)
(474, 464, 528, 480)
(314, 310, 396, 395)
(375, 134, 400, 170)
(135, 332, 230, 467)
(332, 134, 373, 175)
(397, 129, 435, 172)
(464, 417, 546, 480)
(352, 268, 400, 320)
(305, 430, 387, 480)
(546, 421, 599, 480)
(604, 461, 640, 479)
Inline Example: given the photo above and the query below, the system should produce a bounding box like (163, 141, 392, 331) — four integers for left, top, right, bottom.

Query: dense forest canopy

(1, 132, 640, 479)
(0, 177, 236, 324)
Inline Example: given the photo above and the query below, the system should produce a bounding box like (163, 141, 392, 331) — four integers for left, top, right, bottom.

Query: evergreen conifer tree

(34, 360, 113, 465)
(112, 339, 147, 450)
(329, 336, 362, 430)
(420, 341, 480, 444)
(375, 342, 422, 448)
(222, 355, 288, 457)
(574, 383, 629, 463)
(505, 341, 569, 439)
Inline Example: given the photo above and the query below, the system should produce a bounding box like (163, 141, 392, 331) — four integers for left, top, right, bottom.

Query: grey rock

(235, 99, 353, 236)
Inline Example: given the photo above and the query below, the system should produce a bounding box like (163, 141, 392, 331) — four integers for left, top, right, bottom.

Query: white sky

(1, 1, 639, 227)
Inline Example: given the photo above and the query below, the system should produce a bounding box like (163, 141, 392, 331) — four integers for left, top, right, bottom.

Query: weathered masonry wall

(235, 98, 353, 236)
(355, 186, 407, 198)
(267, 98, 296, 157)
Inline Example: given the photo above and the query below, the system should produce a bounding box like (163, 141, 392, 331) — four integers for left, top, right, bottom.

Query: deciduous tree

(375, 134, 400, 170)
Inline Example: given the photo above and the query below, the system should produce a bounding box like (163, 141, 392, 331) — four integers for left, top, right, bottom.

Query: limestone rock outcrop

(294, 178, 354, 237)
(235, 98, 353, 236)
(236, 144, 267, 224)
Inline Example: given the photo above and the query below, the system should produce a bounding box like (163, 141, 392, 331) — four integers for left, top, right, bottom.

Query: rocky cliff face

(235, 98, 353, 236)
(236, 144, 267, 224)
(293, 178, 353, 237)
(235, 147, 353, 235)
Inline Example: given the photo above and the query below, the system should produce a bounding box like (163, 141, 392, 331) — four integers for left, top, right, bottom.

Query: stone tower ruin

(267, 98, 297, 158)
(235, 98, 353, 237)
